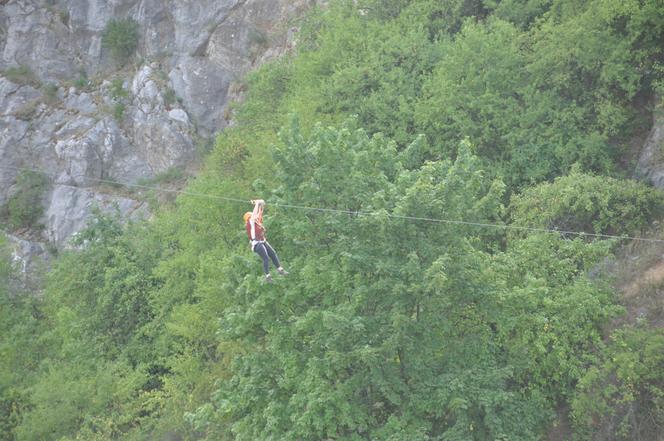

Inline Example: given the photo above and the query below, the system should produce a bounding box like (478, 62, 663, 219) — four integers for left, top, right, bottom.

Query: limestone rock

(5, 232, 50, 293)
(129, 63, 195, 172)
(168, 57, 229, 133)
(54, 117, 153, 186)
(64, 91, 98, 115)
(0, 1, 77, 81)
(0, 117, 29, 206)
(636, 97, 664, 188)
(168, 108, 189, 124)
(0, 78, 41, 117)
(45, 184, 148, 248)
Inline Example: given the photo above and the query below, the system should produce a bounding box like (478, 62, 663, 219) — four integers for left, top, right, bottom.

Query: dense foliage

(2, 0, 664, 440)
(510, 168, 664, 238)
(572, 327, 664, 440)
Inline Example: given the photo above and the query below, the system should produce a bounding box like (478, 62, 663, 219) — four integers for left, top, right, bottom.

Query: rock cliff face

(0, 0, 310, 280)
(636, 97, 664, 188)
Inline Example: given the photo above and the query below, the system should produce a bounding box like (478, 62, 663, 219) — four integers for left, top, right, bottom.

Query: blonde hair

(243, 212, 252, 223)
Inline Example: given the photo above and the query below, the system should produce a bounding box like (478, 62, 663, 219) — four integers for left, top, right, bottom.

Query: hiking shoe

(277, 268, 289, 276)
(265, 274, 273, 283)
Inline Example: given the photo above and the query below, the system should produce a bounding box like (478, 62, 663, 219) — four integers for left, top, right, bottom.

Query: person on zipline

(244, 199, 288, 282)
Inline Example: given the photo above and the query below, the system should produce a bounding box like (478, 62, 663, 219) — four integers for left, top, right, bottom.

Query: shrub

(113, 102, 125, 121)
(0, 253, 47, 440)
(13, 99, 40, 121)
(248, 27, 269, 48)
(42, 83, 59, 104)
(509, 168, 664, 239)
(58, 9, 69, 25)
(162, 87, 177, 108)
(73, 71, 89, 90)
(1, 170, 49, 230)
(137, 166, 185, 187)
(108, 78, 128, 122)
(102, 18, 139, 64)
(109, 78, 128, 100)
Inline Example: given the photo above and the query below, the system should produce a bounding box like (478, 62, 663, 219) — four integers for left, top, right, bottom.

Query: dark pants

(254, 242, 281, 275)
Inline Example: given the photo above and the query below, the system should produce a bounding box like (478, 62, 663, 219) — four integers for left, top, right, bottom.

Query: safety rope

(2, 164, 664, 244)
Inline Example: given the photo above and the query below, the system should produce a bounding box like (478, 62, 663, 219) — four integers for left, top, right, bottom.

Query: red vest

(246, 219, 265, 242)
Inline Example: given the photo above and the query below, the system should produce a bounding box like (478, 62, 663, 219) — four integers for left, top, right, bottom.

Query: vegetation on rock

(0, 170, 49, 231)
(102, 18, 140, 64)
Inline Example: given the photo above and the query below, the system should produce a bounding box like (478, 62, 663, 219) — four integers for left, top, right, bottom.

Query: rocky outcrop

(1, 0, 309, 133)
(45, 185, 148, 247)
(129, 64, 195, 172)
(636, 97, 664, 188)
(4, 232, 50, 293)
(0, 0, 311, 263)
(1, 61, 176, 251)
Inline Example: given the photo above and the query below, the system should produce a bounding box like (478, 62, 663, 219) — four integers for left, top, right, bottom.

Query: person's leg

(263, 242, 281, 268)
(265, 242, 288, 275)
(253, 243, 270, 275)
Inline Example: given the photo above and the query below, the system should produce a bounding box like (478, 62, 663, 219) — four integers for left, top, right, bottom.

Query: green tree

(572, 327, 664, 440)
(482, 0, 553, 28)
(187, 120, 617, 440)
(102, 18, 139, 64)
(509, 168, 664, 239)
(0, 238, 50, 441)
(11, 211, 164, 440)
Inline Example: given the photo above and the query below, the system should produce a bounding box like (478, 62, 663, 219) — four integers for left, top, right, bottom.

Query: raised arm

(251, 199, 264, 223)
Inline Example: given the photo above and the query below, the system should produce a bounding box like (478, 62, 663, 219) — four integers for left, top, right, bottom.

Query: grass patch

(194, 136, 214, 157)
(14, 100, 40, 121)
(2, 65, 41, 88)
(110, 78, 128, 100)
(162, 87, 177, 108)
(73, 71, 90, 90)
(113, 102, 125, 121)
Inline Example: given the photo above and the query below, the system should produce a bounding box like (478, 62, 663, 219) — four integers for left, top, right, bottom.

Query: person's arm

(251, 199, 264, 224)
(249, 218, 256, 241)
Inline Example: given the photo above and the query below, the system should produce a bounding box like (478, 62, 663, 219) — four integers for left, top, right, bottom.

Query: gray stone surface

(129, 63, 195, 171)
(1, 0, 307, 124)
(45, 184, 148, 247)
(53, 117, 153, 186)
(636, 98, 664, 188)
(64, 92, 98, 114)
(5, 232, 50, 293)
(1, 1, 75, 81)
(0, 116, 28, 205)
(168, 57, 230, 133)
(168, 108, 189, 124)
(0, 78, 41, 116)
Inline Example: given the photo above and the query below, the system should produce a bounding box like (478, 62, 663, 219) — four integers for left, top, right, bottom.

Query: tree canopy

(2, 0, 664, 440)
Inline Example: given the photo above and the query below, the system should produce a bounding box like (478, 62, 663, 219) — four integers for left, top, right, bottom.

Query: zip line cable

(2, 164, 664, 244)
